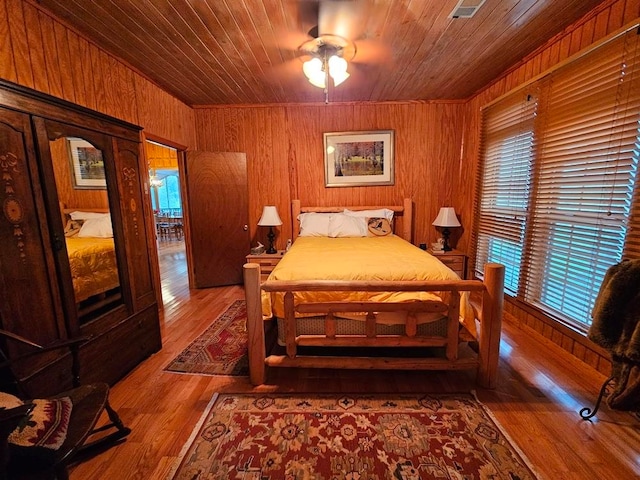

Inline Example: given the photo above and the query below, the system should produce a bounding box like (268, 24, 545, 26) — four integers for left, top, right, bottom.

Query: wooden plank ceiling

(36, 0, 607, 106)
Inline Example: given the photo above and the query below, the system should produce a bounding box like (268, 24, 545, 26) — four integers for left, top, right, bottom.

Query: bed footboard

(243, 263, 505, 388)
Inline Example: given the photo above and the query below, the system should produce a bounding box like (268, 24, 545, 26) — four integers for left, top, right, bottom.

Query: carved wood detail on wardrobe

(0, 79, 161, 396)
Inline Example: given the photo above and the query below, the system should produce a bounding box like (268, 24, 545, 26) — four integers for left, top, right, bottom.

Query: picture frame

(324, 130, 394, 187)
(68, 137, 107, 189)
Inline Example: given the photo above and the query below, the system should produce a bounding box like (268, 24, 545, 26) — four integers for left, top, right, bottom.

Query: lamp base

(266, 227, 277, 254)
(442, 228, 453, 252)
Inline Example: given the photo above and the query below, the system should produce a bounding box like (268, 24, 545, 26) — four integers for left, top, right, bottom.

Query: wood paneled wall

(0, 0, 196, 148)
(463, 0, 640, 375)
(194, 101, 470, 250)
(146, 142, 178, 170)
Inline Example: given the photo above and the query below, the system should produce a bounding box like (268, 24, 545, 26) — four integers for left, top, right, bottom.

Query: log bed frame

(243, 199, 505, 388)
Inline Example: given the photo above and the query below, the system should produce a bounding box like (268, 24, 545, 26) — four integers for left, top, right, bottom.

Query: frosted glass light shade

(328, 55, 347, 72)
(328, 55, 349, 86)
(432, 207, 461, 228)
(258, 206, 282, 227)
(330, 69, 350, 86)
(303, 58, 326, 88)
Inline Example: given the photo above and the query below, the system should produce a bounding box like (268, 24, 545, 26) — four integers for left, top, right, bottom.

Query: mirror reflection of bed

(61, 206, 121, 318)
(49, 135, 122, 322)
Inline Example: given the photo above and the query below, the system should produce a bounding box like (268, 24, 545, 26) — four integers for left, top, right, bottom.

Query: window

(475, 27, 640, 331)
(151, 171, 182, 215)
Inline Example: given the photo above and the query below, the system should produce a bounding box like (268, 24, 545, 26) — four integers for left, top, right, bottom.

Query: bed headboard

(291, 198, 413, 243)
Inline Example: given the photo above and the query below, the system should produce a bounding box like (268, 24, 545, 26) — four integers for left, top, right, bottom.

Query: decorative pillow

(328, 214, 368, 238)
(77, 215, 113, 238)
(367, 217, 392, 236)
(343, 208, 394, 222)
(64, 219, 83, 237)
(0, 392, 73, 462)
(8, 397, 72, 450)
(298, 212, 333, 237)
(69, 211, 108, 221)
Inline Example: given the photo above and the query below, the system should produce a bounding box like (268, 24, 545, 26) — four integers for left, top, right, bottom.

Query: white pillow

(328, 214, 368, 238)
(343, 208, 394, 222)
(70, 211, 108, 220)
(77, 215, 113, 238)
(298, 212, 333, 237)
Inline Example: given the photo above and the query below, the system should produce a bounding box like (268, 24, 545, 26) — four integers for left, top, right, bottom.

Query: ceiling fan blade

(266, 58, 305, 85)
(295, 0, 320, 36)
(351, 38, 392, 65)
(279, 30, 314, 53)
(318, 0, 362, 39)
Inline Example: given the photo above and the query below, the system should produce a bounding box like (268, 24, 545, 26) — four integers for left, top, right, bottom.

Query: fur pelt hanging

(589, 259, 640, 411)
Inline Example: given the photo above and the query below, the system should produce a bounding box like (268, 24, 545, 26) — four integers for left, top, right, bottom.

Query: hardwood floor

(70, 239, 640, 479)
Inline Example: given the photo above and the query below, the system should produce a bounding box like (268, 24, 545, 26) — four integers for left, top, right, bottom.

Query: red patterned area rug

(168, 393, 538, 479)
(164, 300, 248, 376)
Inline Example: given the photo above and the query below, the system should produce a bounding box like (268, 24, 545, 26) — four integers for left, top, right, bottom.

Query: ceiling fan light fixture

(328, 55, 347, 72)
(308, 72, 327, 89)
(303, 58, 326, 88)
(303, 57, 322, 77)
(328, 55, 349, 86)
(330, 68, 350, 87)
(299, 34, 355, 92)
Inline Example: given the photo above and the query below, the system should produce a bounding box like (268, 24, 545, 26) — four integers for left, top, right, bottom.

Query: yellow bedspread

(263, 235, 472, 326)
(66, 237, 119, 302)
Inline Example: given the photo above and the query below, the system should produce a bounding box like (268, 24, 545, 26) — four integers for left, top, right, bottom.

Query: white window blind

(475, 26, 640, 330)
(475, 92, 537, 295)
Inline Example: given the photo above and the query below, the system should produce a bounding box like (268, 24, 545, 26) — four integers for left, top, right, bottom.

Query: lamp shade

(257, 206, 282, 227)
(432, 207, 461, 228)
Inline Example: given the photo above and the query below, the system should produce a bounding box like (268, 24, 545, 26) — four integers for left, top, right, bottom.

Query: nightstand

(245, 250, 286, 282)
(428, 248, 467, 279)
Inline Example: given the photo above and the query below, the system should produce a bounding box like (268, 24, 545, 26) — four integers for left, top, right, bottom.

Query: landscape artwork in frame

(68, 137, 107, 189)
(324, 130, 394, 187)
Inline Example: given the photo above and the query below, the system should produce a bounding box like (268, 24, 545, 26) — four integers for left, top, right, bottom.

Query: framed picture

(68, 137, 107, 189)
(324, 130, 394, 187)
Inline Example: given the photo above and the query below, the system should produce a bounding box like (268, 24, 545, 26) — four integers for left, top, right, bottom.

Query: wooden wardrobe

(0, 80, 161, 396)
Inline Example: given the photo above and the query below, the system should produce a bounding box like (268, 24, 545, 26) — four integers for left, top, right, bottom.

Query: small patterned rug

(168, 393, 538, 479)
(164, 300, 248, 376)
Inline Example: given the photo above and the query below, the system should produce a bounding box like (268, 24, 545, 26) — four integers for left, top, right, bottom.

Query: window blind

(524, 29, 640, 327)
(475, 92, 536, 295)
(475, 26, 640, 330)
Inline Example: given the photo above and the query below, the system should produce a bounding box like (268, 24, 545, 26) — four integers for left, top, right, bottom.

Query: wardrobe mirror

(49, 135, 122, 322)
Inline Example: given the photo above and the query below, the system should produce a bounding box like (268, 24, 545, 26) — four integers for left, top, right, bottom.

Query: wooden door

(184, 151, 249, 287)
(0, 107, 66, 346)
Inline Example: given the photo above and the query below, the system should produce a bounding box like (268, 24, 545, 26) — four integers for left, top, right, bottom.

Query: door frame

(141, 133, 189, 306)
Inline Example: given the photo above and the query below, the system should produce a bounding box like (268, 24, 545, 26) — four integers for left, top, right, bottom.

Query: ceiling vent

(450, 0, 486, 19)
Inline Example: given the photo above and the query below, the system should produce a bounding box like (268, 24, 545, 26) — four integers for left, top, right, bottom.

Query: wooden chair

(0, 330, 131, 479)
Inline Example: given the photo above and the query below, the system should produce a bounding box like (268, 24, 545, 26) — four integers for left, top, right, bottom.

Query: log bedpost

(402, 198, 413, 242)
(478, 263, 505, 388)
(243, 263, 266, 385)
(292, 199, 301, 242)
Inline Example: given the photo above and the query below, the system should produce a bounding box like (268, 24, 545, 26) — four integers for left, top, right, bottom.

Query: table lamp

(432, 207, 461, 252)
(257, 206, 282, 254)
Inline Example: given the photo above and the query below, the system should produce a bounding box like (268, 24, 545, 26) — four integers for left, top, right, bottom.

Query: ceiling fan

(277, 0, 389, 101)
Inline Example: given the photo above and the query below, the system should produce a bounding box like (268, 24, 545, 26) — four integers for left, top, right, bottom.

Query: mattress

(66, 236, 119, 302)
(261, 235, 472, 341)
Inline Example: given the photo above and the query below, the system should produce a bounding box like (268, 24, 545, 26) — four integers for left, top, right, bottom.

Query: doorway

(145, 139, 187, 303)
